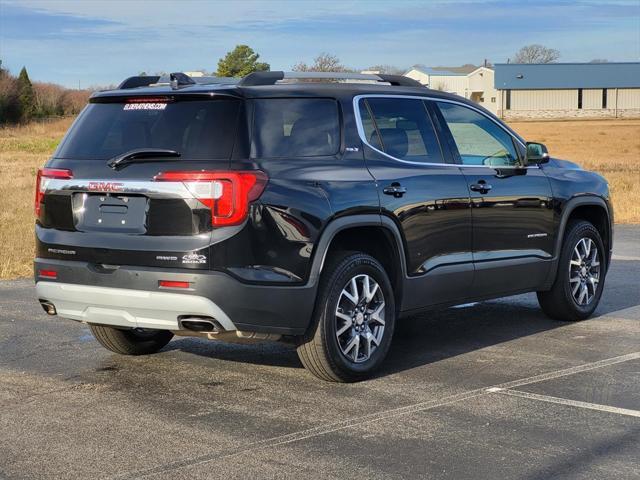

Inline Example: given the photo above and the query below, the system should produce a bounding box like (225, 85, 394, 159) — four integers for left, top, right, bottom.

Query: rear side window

(251, 98, 340, 158)
(56, 99, 240, 160)
(360, 97, 443, 164)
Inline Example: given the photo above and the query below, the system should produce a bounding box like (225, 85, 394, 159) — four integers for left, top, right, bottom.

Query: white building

(404, 66, 499, 114)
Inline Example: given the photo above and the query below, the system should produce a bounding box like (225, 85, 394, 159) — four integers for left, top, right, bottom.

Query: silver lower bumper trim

(35, 282, 236, 331)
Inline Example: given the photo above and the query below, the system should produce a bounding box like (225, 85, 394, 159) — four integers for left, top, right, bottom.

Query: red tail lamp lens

(38, 269, 58, 279)
(35, 168, 73, 216)
(159, 280, 191, 289)
(153, 171, 268, 226)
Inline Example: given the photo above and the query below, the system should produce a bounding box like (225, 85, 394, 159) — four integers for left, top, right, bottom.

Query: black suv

(34, 71, 613, 382)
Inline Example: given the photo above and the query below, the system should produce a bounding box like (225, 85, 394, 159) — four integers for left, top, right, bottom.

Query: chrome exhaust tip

(178, 316, 222, 333)
(39, 300, 57, 315)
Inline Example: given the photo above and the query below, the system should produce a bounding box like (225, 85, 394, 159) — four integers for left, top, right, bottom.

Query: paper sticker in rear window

(123, 103, 167, 111)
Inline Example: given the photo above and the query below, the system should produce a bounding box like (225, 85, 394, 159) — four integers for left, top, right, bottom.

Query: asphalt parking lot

(1, 226, 638, 480)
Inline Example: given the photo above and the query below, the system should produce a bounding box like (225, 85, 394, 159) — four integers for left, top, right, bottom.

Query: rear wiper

(107, 148, 181, 170)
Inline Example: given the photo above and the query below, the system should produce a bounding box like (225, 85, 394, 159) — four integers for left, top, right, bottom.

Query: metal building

(494, 63, 640, 119)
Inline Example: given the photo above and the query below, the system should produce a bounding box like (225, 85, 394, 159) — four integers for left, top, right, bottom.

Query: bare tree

(364, 65, 404, 75)
(513, 44, 560, 64)
(292, 53, 353, 72)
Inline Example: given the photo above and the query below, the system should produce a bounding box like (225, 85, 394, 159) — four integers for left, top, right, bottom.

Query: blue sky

(1, 0, 639, 88)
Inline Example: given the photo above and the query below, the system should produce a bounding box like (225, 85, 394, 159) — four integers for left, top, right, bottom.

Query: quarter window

(360, 98, 443, 164)
(251, 98, 340, 158)
(437, 102, 519, 167)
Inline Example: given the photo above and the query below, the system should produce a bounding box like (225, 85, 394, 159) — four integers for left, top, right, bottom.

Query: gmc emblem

(88, 181, 125, 192)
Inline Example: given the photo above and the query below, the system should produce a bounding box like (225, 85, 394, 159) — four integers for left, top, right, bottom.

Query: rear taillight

(35, 168, 73, 216)
(154, 171, 268, 226)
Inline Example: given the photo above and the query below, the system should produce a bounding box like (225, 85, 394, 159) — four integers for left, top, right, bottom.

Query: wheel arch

(546, 195, 613, 287)
(308, 215, 408, 312)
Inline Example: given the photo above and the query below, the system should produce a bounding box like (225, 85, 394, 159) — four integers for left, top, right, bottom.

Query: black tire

(297, 251, 396, 382)
(537, 220, 606, 321)
(89, 325, 173, 355)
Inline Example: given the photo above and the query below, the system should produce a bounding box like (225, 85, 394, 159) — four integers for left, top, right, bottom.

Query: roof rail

(237, 71, 424, 87)
(377, 74, 423, 87)
(118, 75, 161, 89)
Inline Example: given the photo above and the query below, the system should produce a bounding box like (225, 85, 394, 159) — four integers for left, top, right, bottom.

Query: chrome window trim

(352, 94, 537, 169)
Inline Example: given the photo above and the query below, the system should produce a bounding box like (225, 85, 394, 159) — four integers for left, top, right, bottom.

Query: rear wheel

(297, 251, 395, 382)
(89, 325, 173, 355)
(537, 220, 606, 321)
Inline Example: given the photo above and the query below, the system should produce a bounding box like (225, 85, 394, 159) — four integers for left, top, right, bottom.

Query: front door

(355, 96, 473, 311)
(434, 100, 555, 297)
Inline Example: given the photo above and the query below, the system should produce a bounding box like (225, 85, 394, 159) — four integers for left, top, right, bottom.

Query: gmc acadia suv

(34, 71, 613, 382)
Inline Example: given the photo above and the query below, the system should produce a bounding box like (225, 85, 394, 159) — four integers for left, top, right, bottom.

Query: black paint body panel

(34, 82, 613, 334)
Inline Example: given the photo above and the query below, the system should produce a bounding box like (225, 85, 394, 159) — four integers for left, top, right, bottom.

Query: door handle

(383, 183, 407, 198)
(469, 182, 492, 194)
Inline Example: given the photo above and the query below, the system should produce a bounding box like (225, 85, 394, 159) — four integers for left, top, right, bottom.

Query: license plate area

(74, 193, 148, 234)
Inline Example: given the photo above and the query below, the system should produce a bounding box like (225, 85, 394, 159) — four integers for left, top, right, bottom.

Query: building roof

(408, 66, 467, 76)
(495, 62, 640, 90)
(431, 65, 479, 75)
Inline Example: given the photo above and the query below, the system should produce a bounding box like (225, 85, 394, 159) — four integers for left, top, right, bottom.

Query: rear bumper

(34, 258, 317, 335)
(36, 281, 235, 331)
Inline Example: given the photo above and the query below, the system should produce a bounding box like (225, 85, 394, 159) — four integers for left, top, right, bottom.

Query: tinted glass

(364, 98, 442, 163)
(251, 98, 340, 157)
(358, 103, 382, 150)
(437, 102, 518, 167)
(56, 99, 240, 160)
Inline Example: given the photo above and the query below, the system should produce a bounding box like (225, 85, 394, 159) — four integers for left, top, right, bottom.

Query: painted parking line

(612, 255, 640, 261)
(489, 388, 640, 418)
(117, 351, 640, 479)
(493, 352, 640, 391)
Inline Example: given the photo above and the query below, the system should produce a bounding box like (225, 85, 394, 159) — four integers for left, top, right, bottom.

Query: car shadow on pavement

(164, 301, 561, 374)
(165, 258, 639, 377)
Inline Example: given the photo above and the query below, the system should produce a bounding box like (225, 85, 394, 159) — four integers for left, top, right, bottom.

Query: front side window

(360, 97, 443, 164)
(436, 102, 519, 167)
(251, 98, 340, 158)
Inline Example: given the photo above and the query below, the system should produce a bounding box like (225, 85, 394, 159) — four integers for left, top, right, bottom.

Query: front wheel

(89, 325, 173, 355)
(537, 220, 606, 321)
(297, 251, 396, 382)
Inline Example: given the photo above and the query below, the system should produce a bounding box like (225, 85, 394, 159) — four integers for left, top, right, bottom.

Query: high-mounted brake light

(154, 171, 268, 226)
(35, 168, 73, 216)
(125, 96, 171, 103)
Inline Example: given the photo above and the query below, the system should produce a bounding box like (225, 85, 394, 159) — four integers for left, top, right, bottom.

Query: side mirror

(525, 142, 550, 165)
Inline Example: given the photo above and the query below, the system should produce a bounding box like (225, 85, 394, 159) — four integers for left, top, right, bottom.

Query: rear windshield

(55, 99, 240, 160)
(251, 98, 340, 158)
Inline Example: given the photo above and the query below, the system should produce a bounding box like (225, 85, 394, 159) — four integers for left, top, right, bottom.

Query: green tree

(17, 66, 35, 121)
(216, 45, 269, 77)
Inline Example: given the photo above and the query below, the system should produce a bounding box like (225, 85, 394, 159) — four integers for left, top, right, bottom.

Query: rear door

(433, 100, 555, 296)
(355, 96, 473, 310)
(37, 95, 243, 270)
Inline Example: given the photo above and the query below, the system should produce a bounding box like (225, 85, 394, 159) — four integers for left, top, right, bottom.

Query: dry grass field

(0, 117, 638, 279)
(0, 118, 74, 278)
(510, 119, 640, 225)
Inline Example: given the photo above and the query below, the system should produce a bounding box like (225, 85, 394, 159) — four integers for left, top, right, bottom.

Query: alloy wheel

(569, 237, 601, 306)
(335, 274, 386, 363)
